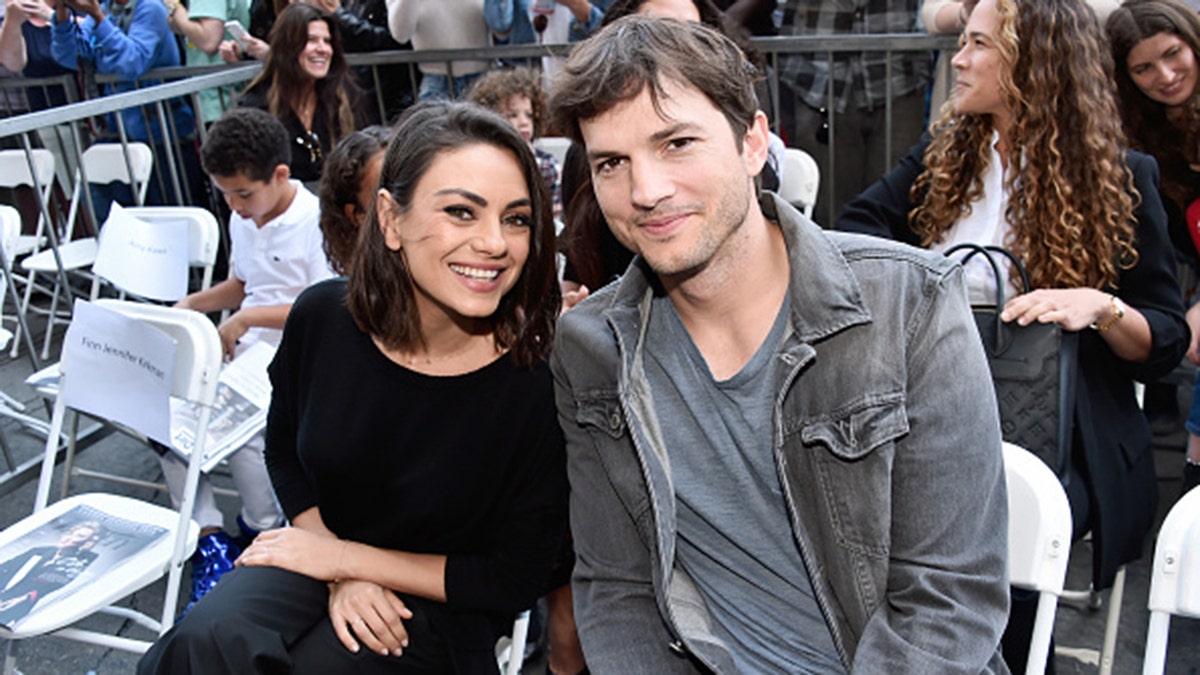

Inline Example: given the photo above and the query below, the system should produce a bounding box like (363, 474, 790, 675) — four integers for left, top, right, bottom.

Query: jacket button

(668, 640, 687, 658)
(609, 412, 621, 429)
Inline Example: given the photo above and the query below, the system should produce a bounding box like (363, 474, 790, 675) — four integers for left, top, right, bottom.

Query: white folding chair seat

(1003, 441, 1073, 675)
(0, 300, 222, 666)
(1141, 487, 1200, 674)
(0, 492, 197, 642)
(18, 143, 154, 360)
(778, 147, 820, 219)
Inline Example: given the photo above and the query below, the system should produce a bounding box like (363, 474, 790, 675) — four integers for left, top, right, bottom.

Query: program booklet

(0, 504, 167, 630)
(168, 340, 275, 472)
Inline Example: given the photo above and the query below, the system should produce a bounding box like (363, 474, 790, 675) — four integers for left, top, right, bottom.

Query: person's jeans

(417, 72, 482, 102)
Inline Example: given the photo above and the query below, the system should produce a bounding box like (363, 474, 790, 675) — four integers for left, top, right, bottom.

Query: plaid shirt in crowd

(535, 147, 563, 219)
(778, 0, 931, 114)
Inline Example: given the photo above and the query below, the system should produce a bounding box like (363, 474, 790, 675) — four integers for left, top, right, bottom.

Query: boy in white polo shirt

(165, 107, 334, 612)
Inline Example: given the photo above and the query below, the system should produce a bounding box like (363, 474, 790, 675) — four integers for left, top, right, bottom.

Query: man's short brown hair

(549, 15, 761, 148)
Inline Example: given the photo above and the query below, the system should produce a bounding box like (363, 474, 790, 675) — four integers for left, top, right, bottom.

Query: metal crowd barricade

(0, 34, 954, 490)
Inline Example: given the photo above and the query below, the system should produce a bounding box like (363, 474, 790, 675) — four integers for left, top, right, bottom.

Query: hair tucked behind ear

(913, 0, 1137, 290)
(346, 102, 560, 369)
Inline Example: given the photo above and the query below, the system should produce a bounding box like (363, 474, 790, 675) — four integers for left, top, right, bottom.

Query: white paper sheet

(60, 300, 176, 446)
(92, 203, 189, 301)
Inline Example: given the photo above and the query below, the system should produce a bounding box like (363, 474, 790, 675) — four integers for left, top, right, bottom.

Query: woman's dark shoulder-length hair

(1106, 0, 1200, 172)
(346, 101, 560, 369)
(266, 3, 348, 83)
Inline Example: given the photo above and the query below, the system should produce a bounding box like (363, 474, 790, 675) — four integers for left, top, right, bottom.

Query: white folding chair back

(79, 143, 154, 205)
(533, 136, 571, 167)
(21, 144, 156, 359)
(1141, 487, 1200, 674)
(1003, 441, 1072, 675)
(0, 300, 224, 660)
(119, 206, 220, 293)
(778, 147, 820, 219)
(0, 149, 56, 257)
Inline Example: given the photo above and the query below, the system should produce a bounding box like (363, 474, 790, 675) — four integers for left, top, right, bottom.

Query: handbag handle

(944, 243, 1033, 348)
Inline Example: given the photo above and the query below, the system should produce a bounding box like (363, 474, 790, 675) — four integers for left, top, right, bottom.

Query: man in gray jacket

(548, 16, 1010, 673)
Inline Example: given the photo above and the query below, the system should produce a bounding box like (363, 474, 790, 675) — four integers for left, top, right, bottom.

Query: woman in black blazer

(837, 0, 1188, 669)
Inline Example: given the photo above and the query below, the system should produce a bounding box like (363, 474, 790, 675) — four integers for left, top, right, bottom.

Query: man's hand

(62, 0, 104, 22)
(328, 579, 413, 656)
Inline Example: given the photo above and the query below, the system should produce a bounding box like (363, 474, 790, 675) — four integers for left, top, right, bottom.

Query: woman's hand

(328, 579, 413, 657)
(236, 526, 346, 580)
(1000, 288, 1112, 332)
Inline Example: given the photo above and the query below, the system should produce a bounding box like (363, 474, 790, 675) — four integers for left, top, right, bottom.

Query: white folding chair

(1141, 487, 1200, 674)
(0, 149, 60, 360)
(495, 608, 531, 675)
(533, 136, 571, 168)
(0, 149, 56, 263)
(0, 300, 221, 667)
(778, 147, 820, 219)
(24, 205, 221, 397)
(1003, 441, 1073, 675)
(90, 206, 220, 302)
(0, 208, 53, 444)
(18, 143, 154, 360)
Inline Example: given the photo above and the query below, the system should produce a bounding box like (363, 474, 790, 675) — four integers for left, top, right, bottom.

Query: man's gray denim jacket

(551, 194, 1011, 674)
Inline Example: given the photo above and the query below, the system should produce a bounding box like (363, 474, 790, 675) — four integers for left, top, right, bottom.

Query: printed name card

(92, 203, 189, 301)
(61, 300, 176, 445)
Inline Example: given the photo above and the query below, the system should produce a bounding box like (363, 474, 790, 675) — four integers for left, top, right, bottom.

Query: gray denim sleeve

(850, 265, 1011, 674)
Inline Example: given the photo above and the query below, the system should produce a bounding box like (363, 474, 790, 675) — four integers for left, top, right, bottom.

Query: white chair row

(0, 144, 155, 362)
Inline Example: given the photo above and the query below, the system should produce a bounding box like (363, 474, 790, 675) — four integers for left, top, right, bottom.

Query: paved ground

(0, 304, 1193, 674)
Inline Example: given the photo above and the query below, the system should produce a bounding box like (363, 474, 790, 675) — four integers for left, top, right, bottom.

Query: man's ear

(273, 163, 291, 184)
(376, 189, 403, 251)
(741, 111, 771, 179)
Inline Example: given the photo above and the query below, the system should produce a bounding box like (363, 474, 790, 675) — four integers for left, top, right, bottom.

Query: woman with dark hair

(317, 126, 391, 275)
(838, 0, 1188, 668)
(138, 101, 568, 674)
(1108, 0, 1200, 496)
(236, 3, 360, 184)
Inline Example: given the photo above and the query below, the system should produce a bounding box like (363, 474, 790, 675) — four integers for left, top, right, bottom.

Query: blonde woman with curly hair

(838, 0, 1187, 668)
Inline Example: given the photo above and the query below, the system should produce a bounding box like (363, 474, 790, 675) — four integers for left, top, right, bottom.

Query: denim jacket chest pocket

(575, 393, 656, 547)
(788, 394, 908, 559)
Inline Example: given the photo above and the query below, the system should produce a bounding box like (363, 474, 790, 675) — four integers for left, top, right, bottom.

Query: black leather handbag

(945, 244, 1078, 479)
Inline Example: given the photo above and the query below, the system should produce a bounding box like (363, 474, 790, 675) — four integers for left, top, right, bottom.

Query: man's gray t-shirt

(644, 293, 844, 673)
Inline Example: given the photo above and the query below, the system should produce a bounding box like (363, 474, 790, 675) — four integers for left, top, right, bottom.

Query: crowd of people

(0, 0, 1197, 672)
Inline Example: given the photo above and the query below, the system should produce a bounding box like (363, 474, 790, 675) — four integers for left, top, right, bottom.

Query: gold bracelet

(1091, 294, 1126, 332)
